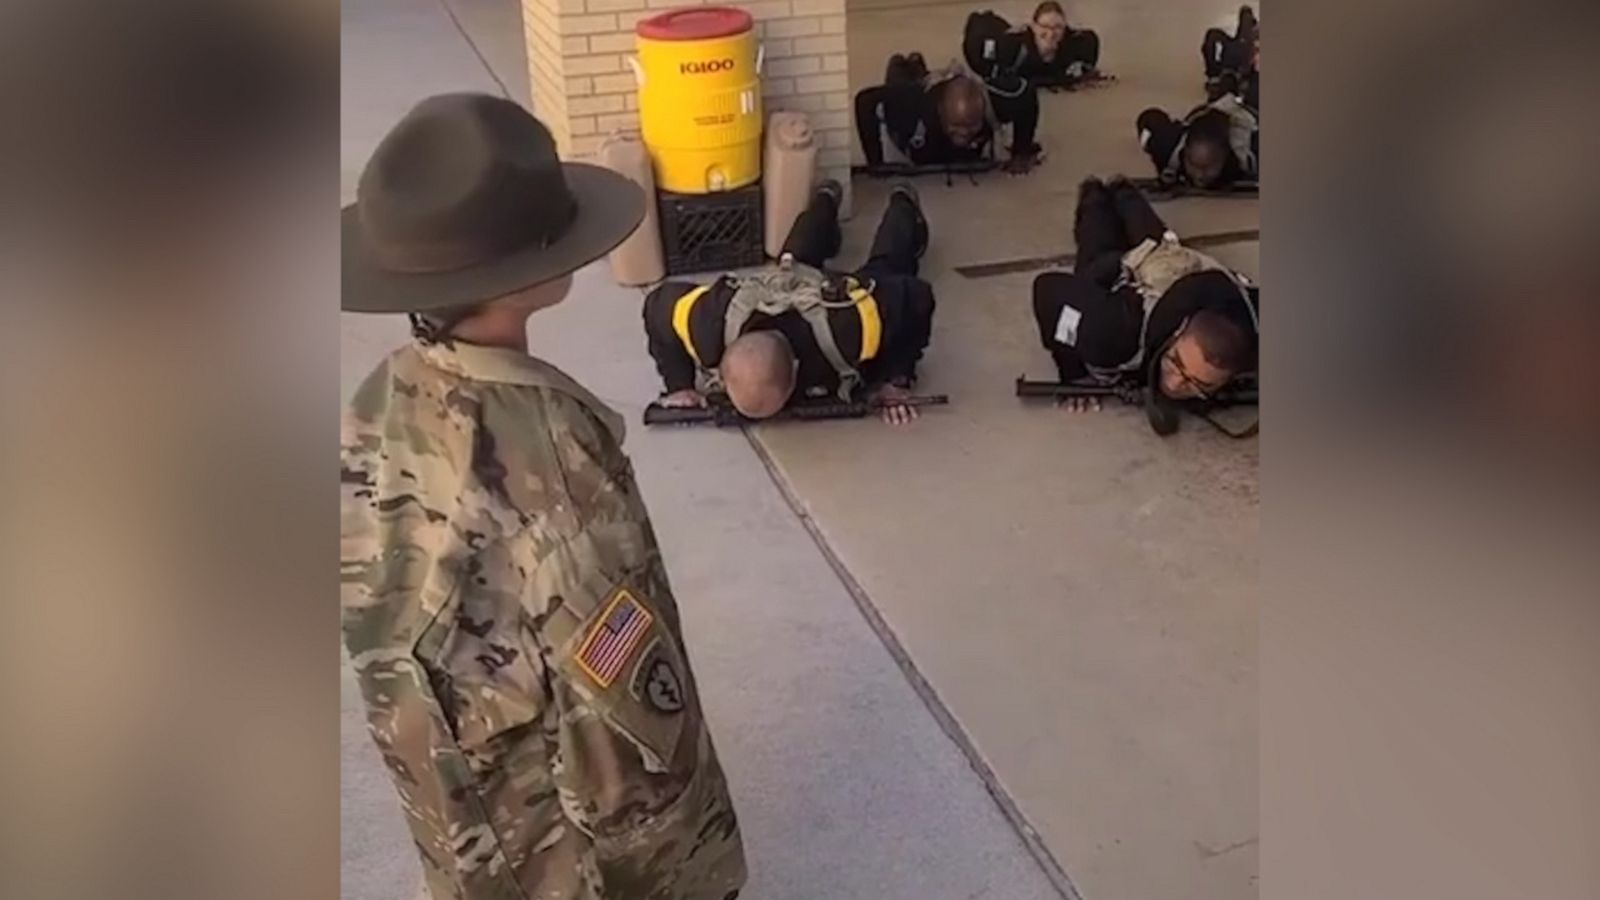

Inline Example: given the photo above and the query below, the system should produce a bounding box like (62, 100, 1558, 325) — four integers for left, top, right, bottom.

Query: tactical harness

(671, 258, 883, 401)
(1073, 231, 1258, 379)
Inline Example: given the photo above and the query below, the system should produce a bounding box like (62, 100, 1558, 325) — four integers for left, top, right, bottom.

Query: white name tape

(1054, 305, 1083, 346)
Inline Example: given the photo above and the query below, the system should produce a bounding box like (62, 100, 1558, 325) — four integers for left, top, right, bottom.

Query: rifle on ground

(1015, 376, 1258, 406)
(851, 160, 998, 177)
(644, 394, 950, 427)
(1130, 176, 1258, 200)
(1037, 70, 1117, 93)
(1016, 375, 1259, 438)
(852, 158, 999, 185)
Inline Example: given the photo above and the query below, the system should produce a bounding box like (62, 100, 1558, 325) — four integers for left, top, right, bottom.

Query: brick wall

(521, 0, 853, 211)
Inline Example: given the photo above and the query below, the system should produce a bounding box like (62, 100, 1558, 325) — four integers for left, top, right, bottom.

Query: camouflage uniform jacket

(342, 339, 746, 900)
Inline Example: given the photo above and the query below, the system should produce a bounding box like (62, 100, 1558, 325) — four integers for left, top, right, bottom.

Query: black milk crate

(658, 183, 765, 276)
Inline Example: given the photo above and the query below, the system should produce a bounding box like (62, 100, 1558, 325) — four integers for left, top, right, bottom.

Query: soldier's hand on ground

(660, 389, 708, 408)
(1058, 396, 1103, 413)
(872, 383, 919, 426)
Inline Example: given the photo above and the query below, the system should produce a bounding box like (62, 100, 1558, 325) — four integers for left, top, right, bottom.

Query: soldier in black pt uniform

(1032, 177, 1259, 426)
(644, 182, 938, 426)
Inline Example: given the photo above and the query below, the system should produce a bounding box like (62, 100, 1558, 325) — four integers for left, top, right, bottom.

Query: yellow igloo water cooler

(633, 6, 762, 194)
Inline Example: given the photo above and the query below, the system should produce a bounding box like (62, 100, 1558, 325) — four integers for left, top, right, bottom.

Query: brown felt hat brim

(341, 162, 645, 313)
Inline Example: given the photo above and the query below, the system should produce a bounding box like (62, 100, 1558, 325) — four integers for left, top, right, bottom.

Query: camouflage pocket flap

(411, 571, 548, 777)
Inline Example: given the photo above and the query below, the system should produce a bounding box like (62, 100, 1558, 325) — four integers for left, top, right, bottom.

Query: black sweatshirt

(644, 275, 937, 395)
(1031, 268, 1260, 382)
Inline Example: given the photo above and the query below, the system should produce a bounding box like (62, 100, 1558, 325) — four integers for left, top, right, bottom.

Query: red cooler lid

(635, 6, 753, 41)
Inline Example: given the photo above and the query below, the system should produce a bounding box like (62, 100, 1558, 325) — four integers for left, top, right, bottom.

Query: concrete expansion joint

(739, 428, 1087, 900)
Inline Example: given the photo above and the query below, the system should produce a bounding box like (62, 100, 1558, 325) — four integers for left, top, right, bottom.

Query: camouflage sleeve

(345, 369, 742, 899)
(343, 375, 612, 900)
(488, 390, 745, 897)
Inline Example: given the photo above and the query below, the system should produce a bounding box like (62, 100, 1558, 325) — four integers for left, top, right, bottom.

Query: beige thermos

(763, 111, 818, 258)
(599, 132, 665, 286)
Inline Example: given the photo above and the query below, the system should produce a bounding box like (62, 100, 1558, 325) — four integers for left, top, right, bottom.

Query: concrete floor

(770, 1, 1261, 898)
(341, 0, 1258, 898)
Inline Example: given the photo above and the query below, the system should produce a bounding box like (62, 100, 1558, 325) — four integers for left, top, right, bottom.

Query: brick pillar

(521, 0, 854, 213)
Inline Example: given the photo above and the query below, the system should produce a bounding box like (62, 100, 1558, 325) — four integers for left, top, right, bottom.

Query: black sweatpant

(1203, 28, 1255, 75)
(1032, 180, 1166, 380)
(781, 188, 929, 280)
(854, 82, 939, 167)
(780, 189, 935, 385)
(1202, 27, 1255, 89)
(988, 85, 1041, 156)
(1074, 178, 1168, 280)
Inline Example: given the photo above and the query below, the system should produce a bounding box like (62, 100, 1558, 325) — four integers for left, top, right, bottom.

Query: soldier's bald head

(1181, 137, 1227, 188)
(938, 76, 986, 148)
(722, 331, 796, 419)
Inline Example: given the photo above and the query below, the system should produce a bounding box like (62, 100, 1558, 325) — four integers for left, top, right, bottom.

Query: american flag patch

(575, 590, 654, 688)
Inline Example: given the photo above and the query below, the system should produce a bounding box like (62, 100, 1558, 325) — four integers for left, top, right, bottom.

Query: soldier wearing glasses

(1030, 176, 1259, 414)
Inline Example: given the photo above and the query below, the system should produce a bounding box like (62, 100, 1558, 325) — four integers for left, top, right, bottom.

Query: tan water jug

(763, 111, 818, 258)
(599, 132, 666, 286)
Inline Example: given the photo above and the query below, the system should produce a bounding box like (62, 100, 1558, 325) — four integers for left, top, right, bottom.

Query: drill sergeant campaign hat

(341, 93, 644, 313)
